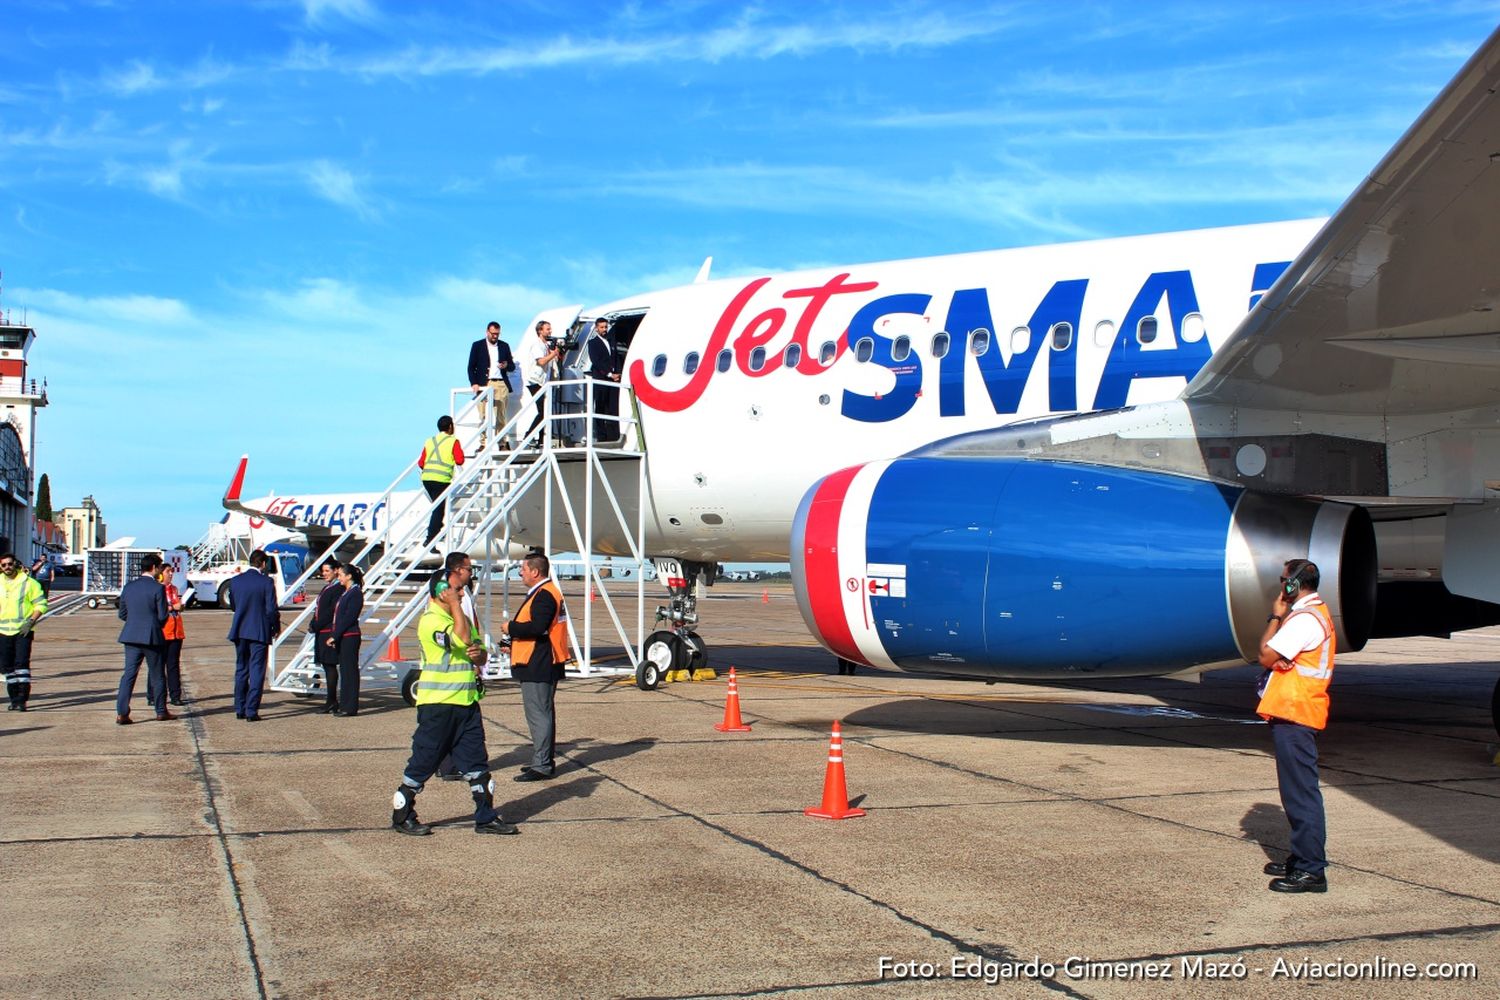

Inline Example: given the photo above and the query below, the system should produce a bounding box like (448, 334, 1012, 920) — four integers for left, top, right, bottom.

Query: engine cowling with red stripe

(791, 457, 1375, 679)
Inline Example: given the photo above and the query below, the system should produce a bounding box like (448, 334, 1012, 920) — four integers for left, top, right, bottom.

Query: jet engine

(791, 458, 1376, 679)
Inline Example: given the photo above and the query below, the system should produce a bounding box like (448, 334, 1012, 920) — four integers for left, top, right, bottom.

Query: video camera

(546, 328, 582, 354)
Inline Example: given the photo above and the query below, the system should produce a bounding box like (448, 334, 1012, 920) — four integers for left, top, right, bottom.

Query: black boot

(5, 681, 17, 709)
(470, 775, 518, 835)
(18, 682, 30, 711)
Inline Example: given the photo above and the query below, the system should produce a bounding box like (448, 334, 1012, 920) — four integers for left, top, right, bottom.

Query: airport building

(58, 496, 106, 556)
(0, 320, 47, 560)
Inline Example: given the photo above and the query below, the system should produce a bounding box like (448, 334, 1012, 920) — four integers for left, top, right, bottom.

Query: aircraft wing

(1184, 26, 1500, 419)
(222, 456, 336, 540)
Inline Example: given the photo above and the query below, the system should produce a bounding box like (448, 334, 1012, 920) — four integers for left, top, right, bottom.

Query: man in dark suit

(116, 553, 169, 725)
(504, 552, 568, 781)
(468, 321, 516, 449)
(226, 549, 281, 722)
(583, 317, 620, 443)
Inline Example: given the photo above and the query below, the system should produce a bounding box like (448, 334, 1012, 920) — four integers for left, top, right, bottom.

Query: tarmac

(2, 581, 1498, 999)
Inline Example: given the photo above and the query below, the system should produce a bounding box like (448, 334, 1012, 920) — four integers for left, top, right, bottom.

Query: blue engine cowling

(791, 457, 1375, 679)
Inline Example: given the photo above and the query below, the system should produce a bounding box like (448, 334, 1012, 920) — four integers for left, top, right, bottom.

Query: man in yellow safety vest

(390, 551, 517, 837)
(1, 552, 47, 711)
(418, 415, 465, 546)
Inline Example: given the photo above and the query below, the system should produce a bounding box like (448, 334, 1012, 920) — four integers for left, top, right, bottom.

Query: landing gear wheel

(402, 668, 421, 707)
(637, 630, 684, 690)
(218, 587, 233, 611)
(86, 596, 100, 610)
(682, 631, 708, 671)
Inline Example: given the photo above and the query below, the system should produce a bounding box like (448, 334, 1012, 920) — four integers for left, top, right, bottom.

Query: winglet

(694, 256, 713, 284)
(225, 455, 249, 503)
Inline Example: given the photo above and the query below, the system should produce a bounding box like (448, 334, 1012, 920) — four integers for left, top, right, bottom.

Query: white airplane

(495, 27, 1500, 731)
(221, 455, 410, 551)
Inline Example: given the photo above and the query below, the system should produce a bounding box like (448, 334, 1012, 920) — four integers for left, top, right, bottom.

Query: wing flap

(1186, 26, 1500, 416)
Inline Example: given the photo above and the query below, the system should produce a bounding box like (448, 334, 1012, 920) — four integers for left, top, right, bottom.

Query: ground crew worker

(418, 415, 465, 545)
(0, 552, 47, 711)
(506, 552, 569, 781)
(390, 551, 518, 837)
(1257, 558, 1336, 894)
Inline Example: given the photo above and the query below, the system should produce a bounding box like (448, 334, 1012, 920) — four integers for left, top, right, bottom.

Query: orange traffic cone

(761, 588, 770, 605)
(804, 721, 865, 820)
(292, 590, 307, 604)
(713, 666, 753, 732)
(383, 636, 402, 662)
(588, 584, 597, 603)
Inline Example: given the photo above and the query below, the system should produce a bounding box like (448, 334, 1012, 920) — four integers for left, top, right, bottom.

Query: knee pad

(467, 771, 495, 802)
(392, 784, 418, 820)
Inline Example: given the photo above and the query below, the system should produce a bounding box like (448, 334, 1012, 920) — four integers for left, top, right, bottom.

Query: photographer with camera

(1256, 558, 1336, 894)
(388, 551, 519, 837)
(519, 319, 563, 447)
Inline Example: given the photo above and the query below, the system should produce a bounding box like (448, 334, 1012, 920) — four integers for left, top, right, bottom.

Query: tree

(35, 473, 52, 522)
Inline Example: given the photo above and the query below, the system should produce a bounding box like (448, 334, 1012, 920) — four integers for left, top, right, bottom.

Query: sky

(2, 0, 1497, 547)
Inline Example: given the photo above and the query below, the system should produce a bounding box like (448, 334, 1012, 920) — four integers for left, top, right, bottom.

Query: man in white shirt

(519, 320, 561, 446)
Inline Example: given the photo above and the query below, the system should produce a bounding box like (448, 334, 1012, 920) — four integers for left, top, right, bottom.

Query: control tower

(0, 292, 47, 558)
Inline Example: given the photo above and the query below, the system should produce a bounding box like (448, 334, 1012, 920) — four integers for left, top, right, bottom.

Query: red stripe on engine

(803, 465, 868, 665)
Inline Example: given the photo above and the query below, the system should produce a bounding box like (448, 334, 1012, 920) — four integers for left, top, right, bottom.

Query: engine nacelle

(791, 458, 1375, 679)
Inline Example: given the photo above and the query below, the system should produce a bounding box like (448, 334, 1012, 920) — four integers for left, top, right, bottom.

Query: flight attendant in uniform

(310, 560, 345, 712)
(328, 564, 364, 716)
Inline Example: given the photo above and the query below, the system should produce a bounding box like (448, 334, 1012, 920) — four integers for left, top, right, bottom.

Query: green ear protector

(1282, 566, 1305, 599)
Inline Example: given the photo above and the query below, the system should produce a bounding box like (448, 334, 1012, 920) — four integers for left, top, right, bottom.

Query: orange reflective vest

(1257, 598, 1335, 730)
(510, 580, 569, 668)
(162, 582, 186, 641)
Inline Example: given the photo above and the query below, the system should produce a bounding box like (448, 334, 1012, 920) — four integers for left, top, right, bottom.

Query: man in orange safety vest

(1256, 558, 1336, 894)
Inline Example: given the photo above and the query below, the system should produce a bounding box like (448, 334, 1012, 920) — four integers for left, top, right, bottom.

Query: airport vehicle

(720, 570, 761, 582)
(80, 546, 187, 610)
(184, 543, 306, 609)
(234, 30, 1500, 731)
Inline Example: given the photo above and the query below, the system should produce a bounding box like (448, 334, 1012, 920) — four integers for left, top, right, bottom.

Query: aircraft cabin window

(717, 349, 733, 373)
(855, 337, 875, 363)
(1094, 319, 1117, 348)
(892, 336, 911, 362)
(819, 340, 838, 365)
(1009, 326, 1029, 355)
(683, 352, 700, 375)
(651, 354, 668, 378)
(1181, 312, 1206, 343)
(1050, 322, 1073, 351)
(931, 331, 950, 358)
(749, 346, 767, 372)
(784, 343, 802, 368)
(1137, 316, 1159, 345)
(970, 329, 990, 357)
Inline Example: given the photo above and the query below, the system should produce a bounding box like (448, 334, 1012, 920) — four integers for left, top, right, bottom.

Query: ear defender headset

(1282, 564, 1306, 599)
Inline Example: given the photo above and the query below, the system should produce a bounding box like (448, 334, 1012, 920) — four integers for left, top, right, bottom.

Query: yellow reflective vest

(420, 433, 459, 484)
(415, 600, 480, 707)
(0, 572, 46, 636)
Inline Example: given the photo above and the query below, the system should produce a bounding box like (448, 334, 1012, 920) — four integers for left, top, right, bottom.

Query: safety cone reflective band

(805, 721, 865, 820)
(383, 636, 402, 662)
(713, 666, 753, 732)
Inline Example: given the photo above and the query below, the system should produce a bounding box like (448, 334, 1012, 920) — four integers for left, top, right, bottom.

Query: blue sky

(2, 0, 1496, 546)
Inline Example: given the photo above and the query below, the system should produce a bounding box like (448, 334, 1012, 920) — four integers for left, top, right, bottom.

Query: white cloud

(302, 0, 380, 25)
(104, 60, 161, 95)
(305, 159, 379, 220)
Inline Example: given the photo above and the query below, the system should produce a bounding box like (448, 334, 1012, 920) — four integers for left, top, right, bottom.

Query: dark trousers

(1271, 719, 1327, 875)
(423, 479, 449, 545)
(149, 637, 184, 704)
(0, 630, 34, 706)
(337, 634, 361, 715)
(119, 643, 165, 717)
(402, 702, 498, 825)
(591, 382, 619, 443)
(233, 638, 268, 717)
(524, 383, 547, 442)
(519, 677, 558, 775)
(316, 631, 339, 705)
